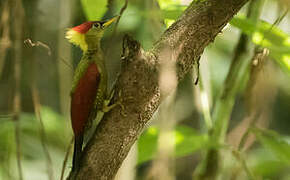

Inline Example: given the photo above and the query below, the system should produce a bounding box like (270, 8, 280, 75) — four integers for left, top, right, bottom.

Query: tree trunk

(69, 0, 249, 179)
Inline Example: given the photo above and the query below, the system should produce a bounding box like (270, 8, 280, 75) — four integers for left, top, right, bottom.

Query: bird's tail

(72, 135, 83, 172)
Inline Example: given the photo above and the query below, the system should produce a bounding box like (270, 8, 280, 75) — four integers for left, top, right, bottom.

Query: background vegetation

(0, 0, 289, 179)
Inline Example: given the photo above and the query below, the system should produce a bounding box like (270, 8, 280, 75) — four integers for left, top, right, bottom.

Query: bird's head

(66, 16, 118, 51)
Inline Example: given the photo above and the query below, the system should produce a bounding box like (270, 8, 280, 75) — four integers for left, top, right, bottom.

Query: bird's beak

(102, 16, 119, 27)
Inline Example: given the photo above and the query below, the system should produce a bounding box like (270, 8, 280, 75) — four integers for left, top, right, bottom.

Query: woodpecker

(66, 17, 117, 172)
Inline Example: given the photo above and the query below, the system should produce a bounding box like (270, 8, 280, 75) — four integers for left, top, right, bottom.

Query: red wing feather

(71, 63, 100, 136)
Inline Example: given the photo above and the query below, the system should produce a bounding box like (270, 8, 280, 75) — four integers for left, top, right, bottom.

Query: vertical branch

(0, 3, 12, 178)
(107, 0, 115, 10)
(195, 0, 264, 179)
(57, 0, 74, 177)
(57, 0, 73, 115)
(195, 56, 213, 132)
(234, 9, 288, 151)
(12, 0, 25, 179)
(212, 0, 263, 149)
(23, 29, 56, 180)
(0, 0, 11, 78)
(114, 144, 137, 180)
(60, 138, 73, 180)
(146, 48, 178, 180)
(228, 3, 287, 154)
(13, 98, 22, 180)
(105, 0, 129, 55)
(70, 0, 249, 178)
(108, 2, 135, 180)
(31, 86, 55, 180)
(111, 0, 129, 38)
(228, 49, 271, 180)
(228, 48, 270, 151)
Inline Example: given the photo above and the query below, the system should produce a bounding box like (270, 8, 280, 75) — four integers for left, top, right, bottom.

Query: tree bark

(71, 0, 249, 179)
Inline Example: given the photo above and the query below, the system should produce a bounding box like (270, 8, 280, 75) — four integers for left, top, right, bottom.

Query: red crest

(71, 21, 94, 34)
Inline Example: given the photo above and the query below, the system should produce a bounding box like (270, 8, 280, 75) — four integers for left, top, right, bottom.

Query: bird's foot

(102, 90, 133, 116)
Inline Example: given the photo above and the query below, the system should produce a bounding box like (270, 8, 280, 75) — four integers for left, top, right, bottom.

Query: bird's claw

(102, 90, 133, 117)
(116, 90, 134, 117)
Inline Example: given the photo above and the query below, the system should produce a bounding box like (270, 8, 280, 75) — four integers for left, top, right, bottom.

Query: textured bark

(71, 0, 249, 179)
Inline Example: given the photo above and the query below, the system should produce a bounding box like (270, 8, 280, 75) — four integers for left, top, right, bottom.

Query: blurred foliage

(0, 107, 70, 179)
(157, 3, 290, 76)
(230, 15, 290, 75)
(81, 0, 107, 20)
(252, 127, 290, 164)
(138, 125, 208, 164)
(249, 148, 289, 177)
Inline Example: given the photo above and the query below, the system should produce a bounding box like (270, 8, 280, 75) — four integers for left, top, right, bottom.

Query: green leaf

(249, 148, 288, 177)
(161, 9, 184, 20)
(230, 15, 289, 47)
(20, 106, 70, 149)
(0, 120, 15, 160)
(157, 0, 183, 9)
(81, 0, 107, 20)
(160, 6, 186, 27)
(138, 126, 158, 164)
(156, 0, 187, 27)
(252, 128, 290, 164)
(230, 15, 290, 74)
(137, 125, 208, 164)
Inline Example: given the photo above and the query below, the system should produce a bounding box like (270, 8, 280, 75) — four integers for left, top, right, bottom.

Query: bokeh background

(0, 0, 290, 179)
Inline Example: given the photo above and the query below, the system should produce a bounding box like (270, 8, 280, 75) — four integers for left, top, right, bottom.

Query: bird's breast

(71, 63, 100, 136)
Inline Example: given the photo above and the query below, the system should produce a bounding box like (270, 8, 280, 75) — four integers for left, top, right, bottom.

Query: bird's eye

(93, 23, 101, 28)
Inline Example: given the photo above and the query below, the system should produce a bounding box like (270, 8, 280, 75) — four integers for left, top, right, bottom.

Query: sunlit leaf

(81, 0, 107, 20)
(137, 125, 208, 164)
(230, 15, 290, 73)
(156, 0, 187, 27)
(231, 15, 290, 48)
(161, 8, 185, 19)
(160, 6, 186, 27)
(159, 10, 290, 74)
(252, 128, 290, 164)
(157, 0, 183, 9)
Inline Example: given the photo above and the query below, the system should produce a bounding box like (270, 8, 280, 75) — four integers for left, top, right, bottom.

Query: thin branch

(59, 57, 74, 71)
(197, 75, 213, 131)
(0, 0, 11, 79)
(106, 0, 116, 15)
(60, 138, 74, 180)
(24, 26, 56, 180)
(13, 113, 23, 180)
(262, 8, 288, 42)
(107, 0, 115, 9)
(229, 8, 287, 152)
(105, 0, 129, 56)
(13, 0, 25, 179)
(31, 85, 55, 180)
(237, 9, 287, 150)
(24, 38, 73, 71)
(232, 149, 255, 180)
(195, 1, 264, 179)
(146, 48, 178, 180)
(111, 0, 129, 38)
(24, 38, 52, 56)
